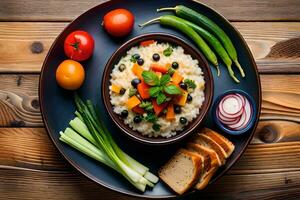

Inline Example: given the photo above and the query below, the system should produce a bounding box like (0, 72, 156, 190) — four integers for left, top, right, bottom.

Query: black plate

(39, 0, 261, 198)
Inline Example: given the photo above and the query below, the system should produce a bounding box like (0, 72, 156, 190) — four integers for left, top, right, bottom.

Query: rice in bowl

(109, 41, 205, 138)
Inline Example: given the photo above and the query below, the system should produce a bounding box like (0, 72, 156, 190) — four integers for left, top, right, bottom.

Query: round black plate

(39, 0, 261, 198)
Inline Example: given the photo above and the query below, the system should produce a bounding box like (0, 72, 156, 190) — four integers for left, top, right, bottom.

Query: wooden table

(0, 0, 299, 199)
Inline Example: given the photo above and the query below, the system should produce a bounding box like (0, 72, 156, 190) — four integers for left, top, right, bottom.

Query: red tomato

(103, 9, 134, 37)
(64, 30, 94, 61)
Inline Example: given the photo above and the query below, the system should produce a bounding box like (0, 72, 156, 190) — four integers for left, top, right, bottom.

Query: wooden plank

(0, 128, 300, 199)
(0, 0, 299, 22)
(0, 22, 299, 73)
(1, 74, 299, 127)
(0, 75, 42, 126)
(1, 168, 299, 200)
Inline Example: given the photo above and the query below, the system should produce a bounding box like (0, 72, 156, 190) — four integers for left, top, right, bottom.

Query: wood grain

(0, 75, 42, 127)
(0, 0, 299, 22)
(0, 127, 299, 199)
(0, 22, 299, 73)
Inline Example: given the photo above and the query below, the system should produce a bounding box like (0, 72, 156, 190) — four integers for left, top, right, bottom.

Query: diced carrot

(111, 84, 121, 94)
(140, 40, 156, 46)
(150, 63, 168, 74)
(126, 95, 141, 109)
(137, 81, 150, 99)
(166, 103, 175, 121)
(171, 71, 184, 85)
(132, 63, 144, 79)
(152, 100, 168, 116)
(132, 106, 145, 114)
(174, 90, 188, 106)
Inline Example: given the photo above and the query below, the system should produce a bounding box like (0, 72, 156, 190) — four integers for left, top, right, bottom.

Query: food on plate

(159, 149, 202, 195)
(140, 15, 220, 76)
(109, 40, 206, 138)
(64, 30, 94, 61)
(157, 5, 245, 80)
(56, 60, 85, 90)
(103, 9, 134, 37)
(159, 128, 234, 194)
(216, 93, 253, 131)
(59, 94, 158, 192)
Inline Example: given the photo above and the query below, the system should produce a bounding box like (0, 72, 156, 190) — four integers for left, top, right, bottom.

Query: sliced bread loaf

(202, 128, 235, 157)
(192, 133, 227, 166)
(158, 149, 202, 194)
(186, 143, 220, 190)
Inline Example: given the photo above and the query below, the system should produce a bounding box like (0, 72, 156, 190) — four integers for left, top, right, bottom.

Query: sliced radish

(228, 98, 252, 130)
(217, 107, 241, 122)
(218, 101, 244, 119)
(219, 115, 241, 125)
(221, 95, 242, 115)
(235, 93, 245, 107)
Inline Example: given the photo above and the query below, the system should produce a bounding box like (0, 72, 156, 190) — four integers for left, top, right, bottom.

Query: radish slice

(235, 93, 245, 107)
(234, 99, 252, 130)
(218, 102, 244, 119)
(217, 107, 241, 122)
(228, 98, 252, 130)
(221, 95, 242, 115)
(219, 115, 241, 125)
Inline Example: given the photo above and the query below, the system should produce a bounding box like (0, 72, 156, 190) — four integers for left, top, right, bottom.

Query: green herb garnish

(129, 88, 137, 97)
(160, 74, 171, 85)
(130, 54, 140, 63)
(163, 46, 173, 57)
(139, 101, 153, 111)
(143, 71, 181, 105)
(152, 123, 161, 131)
(163, 84, 182, 95)
(144, 112, 158, 123)
(157, 92, 167, 105)
(184, 79, 197, 90)
(142, 71, 160, 86)
(149, 86, 161, 97)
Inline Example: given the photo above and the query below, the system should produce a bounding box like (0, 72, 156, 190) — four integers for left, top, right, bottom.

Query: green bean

(139, 15, 220, 76)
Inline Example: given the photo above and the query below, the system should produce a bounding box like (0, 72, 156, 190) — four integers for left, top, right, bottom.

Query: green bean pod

(158, 5, 245, 78)
(139, 15, 220, 76)
(181, 19, 239, 82)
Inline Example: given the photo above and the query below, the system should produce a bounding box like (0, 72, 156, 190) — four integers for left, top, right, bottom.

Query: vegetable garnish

(142, 71, 181, 105)
(129, 88, 137, 97)
(163, 46, 173, 57)
(184, 79, 196, 90)
(139, 101, 154, 111)
(59, 94, 158, 192)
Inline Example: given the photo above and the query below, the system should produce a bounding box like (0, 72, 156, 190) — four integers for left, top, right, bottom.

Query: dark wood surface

(0, 0, 299, 199)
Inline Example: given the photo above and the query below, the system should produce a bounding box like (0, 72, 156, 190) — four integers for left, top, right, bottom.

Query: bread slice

(194, 167, 218, 190)
(201, 128, 235, 158)
(158, 149, 202, 194)
(186, 143, 211, 175)
(186, 143, 220, 190)
(192, 133, 227, 166)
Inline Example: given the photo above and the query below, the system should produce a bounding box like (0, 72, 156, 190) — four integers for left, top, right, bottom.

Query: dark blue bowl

(212, 90, 257, 136)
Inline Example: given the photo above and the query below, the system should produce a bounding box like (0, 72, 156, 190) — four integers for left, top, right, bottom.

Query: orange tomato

(56, 60, 85, 90)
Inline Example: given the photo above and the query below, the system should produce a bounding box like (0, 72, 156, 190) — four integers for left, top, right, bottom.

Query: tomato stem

(70, 41, 80, 50)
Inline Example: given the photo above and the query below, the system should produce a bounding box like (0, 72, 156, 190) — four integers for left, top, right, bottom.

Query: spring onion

(59, 93, 158, 192)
